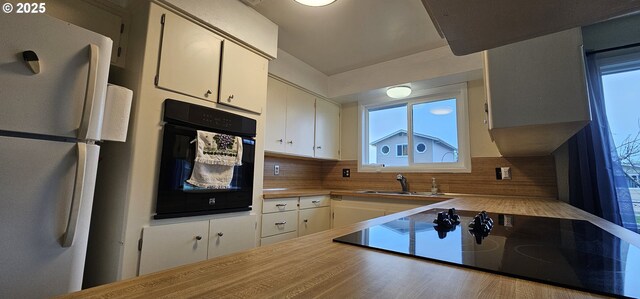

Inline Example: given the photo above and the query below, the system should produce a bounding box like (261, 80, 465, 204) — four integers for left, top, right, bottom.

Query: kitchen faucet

(396, 174, 409, 193)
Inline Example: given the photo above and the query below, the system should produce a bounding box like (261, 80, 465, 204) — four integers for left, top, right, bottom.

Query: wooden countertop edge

(62, 197, 639, 298)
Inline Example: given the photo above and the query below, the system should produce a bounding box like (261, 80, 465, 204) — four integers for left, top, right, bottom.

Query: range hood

(420, 0, 640, 56)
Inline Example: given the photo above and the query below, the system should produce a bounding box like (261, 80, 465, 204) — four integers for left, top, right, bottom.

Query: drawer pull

(195, 235, 202, 241)
(311, 200, 321, 204)
(275, 221, 287, 226)
(303, 219, 308, 223)
(275, 203, 287, 207)
(217, 232, 224, 237)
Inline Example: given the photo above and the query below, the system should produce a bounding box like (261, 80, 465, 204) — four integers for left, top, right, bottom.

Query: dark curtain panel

(568, 53, 638, 233)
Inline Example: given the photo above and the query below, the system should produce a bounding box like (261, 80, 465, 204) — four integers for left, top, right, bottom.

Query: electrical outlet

(342, 168, 350, 177)
(274, 165, 280, 175)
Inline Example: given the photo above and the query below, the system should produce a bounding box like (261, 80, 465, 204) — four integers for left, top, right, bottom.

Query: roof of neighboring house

(370, 129, 457, 151)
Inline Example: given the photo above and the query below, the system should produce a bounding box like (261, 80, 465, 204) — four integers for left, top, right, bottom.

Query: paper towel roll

(101, 84, 133, 142)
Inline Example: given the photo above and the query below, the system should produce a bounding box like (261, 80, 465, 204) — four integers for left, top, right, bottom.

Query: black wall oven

(155, 99, 256, 219)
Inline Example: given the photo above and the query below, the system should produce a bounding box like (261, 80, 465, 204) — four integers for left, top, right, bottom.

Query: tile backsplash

(264, 155, 558, 198)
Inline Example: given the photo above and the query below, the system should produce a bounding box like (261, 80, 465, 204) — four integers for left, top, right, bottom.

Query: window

(598, 49, 640, 226)
(380, 145, 390, 155)
(396, 144, 408, 157)
(359, 83, 470, 172)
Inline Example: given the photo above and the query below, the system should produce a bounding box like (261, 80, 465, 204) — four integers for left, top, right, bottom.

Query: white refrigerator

(0, 13, 117, 298)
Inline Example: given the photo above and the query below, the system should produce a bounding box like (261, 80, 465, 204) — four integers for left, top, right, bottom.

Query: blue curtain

(568, 53, 638, 233)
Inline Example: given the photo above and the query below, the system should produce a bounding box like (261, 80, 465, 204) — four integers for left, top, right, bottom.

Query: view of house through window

(601, 56, 640, 226)
(365, 96, 461, 169)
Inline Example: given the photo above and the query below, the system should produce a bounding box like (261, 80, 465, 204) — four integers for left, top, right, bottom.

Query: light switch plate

(501, 167, 511, 180)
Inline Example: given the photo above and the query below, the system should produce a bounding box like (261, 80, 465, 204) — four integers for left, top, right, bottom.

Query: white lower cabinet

(261, 210, 298, 237)
(260, 195, 332, 246)
(139, 215, 257, 275)
(260, 231, 298, 246)
(332, 206, 385, 229)
(299, 207, 331, 236)
(208, 215, 257, 259)
(139, 220, 210, 275)
(331, 196, 424, 229)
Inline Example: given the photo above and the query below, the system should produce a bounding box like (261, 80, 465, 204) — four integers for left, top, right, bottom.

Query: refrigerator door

(0, 13, 112, 141)
(0, 136, 99, 298)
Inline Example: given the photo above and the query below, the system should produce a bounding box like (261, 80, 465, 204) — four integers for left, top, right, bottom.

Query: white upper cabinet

(484, 28, 590, 156)
(46, 0, 129, 67)
(265, 78, 288, 153)
(156, 10, 222, 101)
(219, 41, 268, 114)
(265, 77, 340, 159)
(285, 86, 316, 157)
(314, 99, 340, 160)
(265, 77, 315, 157)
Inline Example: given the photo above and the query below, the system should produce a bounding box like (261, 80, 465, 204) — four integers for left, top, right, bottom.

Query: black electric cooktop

(333, 209, 640, 298)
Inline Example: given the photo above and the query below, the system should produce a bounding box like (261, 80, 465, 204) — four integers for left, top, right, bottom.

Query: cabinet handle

(277, 139, 283, 143)
(303, 219, 308, 223)
(217, 232, 224, 237)
(316, 146, 322, 149)
(312, 200, 320, 204)
(275, 203, 287, 207)
(287, 140, 293, 144)
(275, 221, 287, 226)
(206, 89, 212, 96)
(227, 94, 234, 102)
(195, 235, 202, 241)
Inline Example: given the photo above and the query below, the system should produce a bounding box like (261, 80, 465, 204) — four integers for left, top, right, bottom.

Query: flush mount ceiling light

(430, 107, 453, 115)
(386, 86, 412, 99)
(294, 0, 336, 6)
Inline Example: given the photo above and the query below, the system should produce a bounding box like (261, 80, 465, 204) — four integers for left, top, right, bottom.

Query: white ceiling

(248, 0, 447, 76)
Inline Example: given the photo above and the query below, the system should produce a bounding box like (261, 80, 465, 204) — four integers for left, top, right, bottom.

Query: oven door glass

(155, 123, 254, 218)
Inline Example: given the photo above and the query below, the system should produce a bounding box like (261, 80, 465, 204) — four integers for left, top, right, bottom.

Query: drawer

(261, 210, 297, 237)
(299, 195, 330, 209)
(263, 197, 298, 213)
(260, 231, 297, 246)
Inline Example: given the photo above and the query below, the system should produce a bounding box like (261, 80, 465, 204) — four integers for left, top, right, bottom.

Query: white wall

(268, 49, 329, 97)
(328, 46, 483, 99)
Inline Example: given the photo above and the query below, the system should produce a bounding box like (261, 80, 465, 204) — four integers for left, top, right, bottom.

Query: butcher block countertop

(63, 196, 640, 298)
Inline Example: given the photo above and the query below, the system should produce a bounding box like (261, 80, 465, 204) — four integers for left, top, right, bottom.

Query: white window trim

(357, 83, 471, 173)
(396, 143, 408, 157)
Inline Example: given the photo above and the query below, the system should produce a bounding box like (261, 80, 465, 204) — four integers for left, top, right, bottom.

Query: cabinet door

(314, 99, 340, 159)
(260, 231, 298, 246)
(156, 11, 222, 101)
(332, 206, 385, 229)
(139, 221, 209, 275)
(261, 210, 298, 237)
(299, 207, 331, 237)
(208, 215, 256, 259)
(285, 88, 316, 157)
(219, 41, 268, 114)
(265, 77, 288, 152)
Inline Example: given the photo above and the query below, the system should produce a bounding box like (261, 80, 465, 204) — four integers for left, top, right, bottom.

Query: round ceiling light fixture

(386, 86, 412, 99)
(294, 0, 337, 6)
(430, 107, 453, 115)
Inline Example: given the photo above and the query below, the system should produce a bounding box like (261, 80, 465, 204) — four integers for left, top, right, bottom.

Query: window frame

(357, 83, 471, 173)
(396, 143, 408, 157)
(416, 142, 427, 153)
(380, 145, 390, 155)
